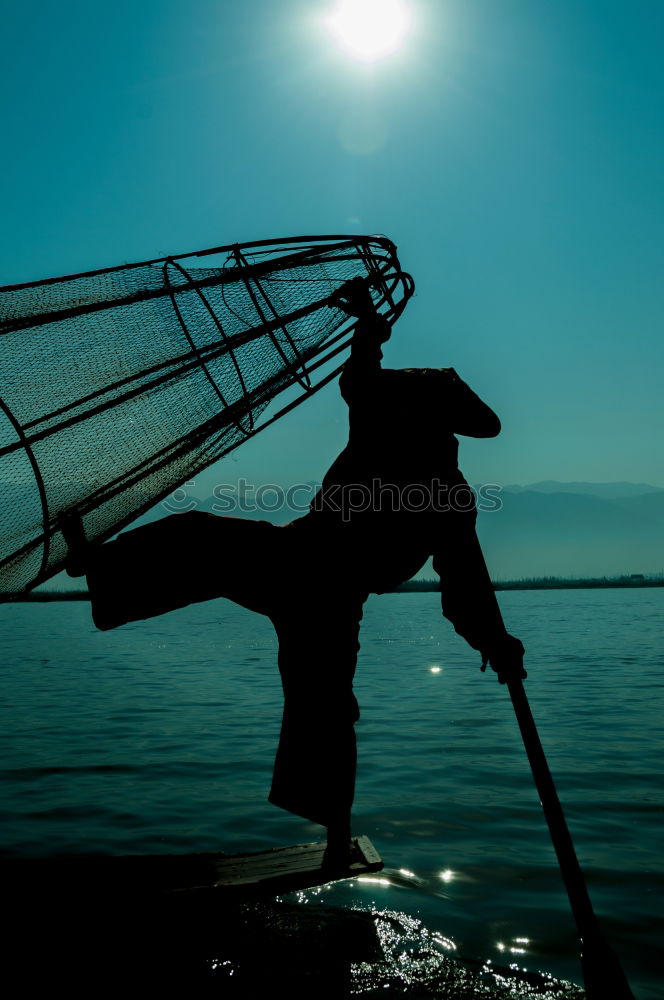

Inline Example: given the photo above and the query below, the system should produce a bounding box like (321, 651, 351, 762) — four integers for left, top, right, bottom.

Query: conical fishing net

(0, 235, 413, 592)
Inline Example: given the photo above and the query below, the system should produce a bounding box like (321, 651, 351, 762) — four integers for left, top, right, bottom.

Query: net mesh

(0, 235, 413, 592)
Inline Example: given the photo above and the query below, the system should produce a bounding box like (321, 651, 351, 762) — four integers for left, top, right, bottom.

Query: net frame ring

(229, 246, 313, 392)
(356, 241, 395, 314)
(0, 397, 51, 588)
(162, 258, 254, 435)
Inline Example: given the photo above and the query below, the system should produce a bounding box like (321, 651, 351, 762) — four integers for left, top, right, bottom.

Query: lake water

(1, 589, 662, 998)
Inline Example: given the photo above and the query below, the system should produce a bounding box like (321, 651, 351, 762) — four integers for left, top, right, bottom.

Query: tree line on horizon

(2, 572, 664, 602)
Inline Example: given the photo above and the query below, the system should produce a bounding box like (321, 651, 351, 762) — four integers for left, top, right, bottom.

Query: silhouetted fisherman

(65, 279, 525, 865)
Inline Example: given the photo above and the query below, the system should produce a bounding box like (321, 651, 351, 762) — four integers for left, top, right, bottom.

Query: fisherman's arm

(332, 278, 391, 397)
(341, 314, 390, 382)
(433, 531, 527, 684)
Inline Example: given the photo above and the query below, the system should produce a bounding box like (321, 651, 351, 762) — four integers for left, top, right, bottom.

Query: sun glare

(325, 0, 412, 63)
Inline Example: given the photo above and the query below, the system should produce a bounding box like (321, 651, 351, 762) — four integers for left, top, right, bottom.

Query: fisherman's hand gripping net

(0, 235, 413, 592)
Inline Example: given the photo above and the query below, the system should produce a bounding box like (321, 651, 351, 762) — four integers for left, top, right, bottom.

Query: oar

(505, 674, 635, 999)
(443, 526, 634, 994)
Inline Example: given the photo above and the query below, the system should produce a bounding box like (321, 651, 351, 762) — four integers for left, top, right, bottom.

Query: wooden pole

(506, 676, 635, 999)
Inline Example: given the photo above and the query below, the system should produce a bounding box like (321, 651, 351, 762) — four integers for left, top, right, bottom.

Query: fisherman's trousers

(85, 507, 508, 828)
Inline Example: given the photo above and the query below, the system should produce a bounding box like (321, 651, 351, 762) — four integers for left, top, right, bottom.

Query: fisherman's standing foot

(323, 814, 353, 871)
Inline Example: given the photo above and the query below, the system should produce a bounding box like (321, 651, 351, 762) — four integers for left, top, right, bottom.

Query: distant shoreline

(2, 574, 663, 601)
(397, 575, 664, 593)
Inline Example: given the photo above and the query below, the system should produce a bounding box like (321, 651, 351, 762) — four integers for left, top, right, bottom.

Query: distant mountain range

(501, 480, 664, 499)
(476, 481, 664, 579)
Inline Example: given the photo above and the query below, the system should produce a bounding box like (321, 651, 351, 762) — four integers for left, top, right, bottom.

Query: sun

(325, 0, 412, 63)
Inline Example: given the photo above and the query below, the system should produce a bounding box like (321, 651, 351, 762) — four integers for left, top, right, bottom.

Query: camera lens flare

(325, 0, 412, 63)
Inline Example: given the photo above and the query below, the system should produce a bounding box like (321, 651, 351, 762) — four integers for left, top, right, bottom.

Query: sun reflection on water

(356, 875, 391, 886)
(496, 936, 532, 956)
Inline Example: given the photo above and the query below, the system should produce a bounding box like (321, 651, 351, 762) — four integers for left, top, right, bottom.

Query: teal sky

(3, 0, 663, 496)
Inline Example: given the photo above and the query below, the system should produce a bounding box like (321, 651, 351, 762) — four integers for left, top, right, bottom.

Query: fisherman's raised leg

(63, 511, 279, 630)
